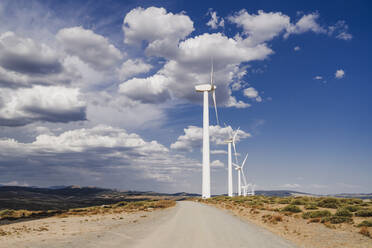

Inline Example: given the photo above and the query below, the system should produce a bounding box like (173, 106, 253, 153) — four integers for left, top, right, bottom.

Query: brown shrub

(359, 226, 371, 238)
(307, 218, 321, 223)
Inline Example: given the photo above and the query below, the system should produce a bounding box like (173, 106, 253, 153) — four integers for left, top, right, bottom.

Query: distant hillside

(0, 185, 192, 211)
(330, 193, 372, 199)
(254, 190, 313, 197)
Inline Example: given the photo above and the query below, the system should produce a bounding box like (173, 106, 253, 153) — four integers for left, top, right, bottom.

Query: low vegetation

(196, 195, 372, 240)
(281, 204, 302, 213)
(0, 200, 176, 222)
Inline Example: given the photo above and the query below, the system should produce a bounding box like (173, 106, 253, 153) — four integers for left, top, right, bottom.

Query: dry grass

(0, 200, 176, 222)
(195, 195, 372, 248)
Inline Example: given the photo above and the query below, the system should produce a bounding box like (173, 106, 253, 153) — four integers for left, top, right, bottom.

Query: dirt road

(1, 201, 298, 248)
(133, 201, 297, 248)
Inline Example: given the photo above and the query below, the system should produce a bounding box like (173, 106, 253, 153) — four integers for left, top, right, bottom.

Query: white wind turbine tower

(233, 153, 248, 196)
(224, 125, 239, 197)
(195, 61, 219, 199)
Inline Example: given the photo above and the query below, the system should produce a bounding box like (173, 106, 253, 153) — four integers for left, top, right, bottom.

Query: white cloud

(119, 74, 171, 104)
(0, 86, 86, 126)
(211, 149, 227, 155)
(0, 32, 80, 89)
(335, 69, 345, 79)
(328, 21, 352, 40)
(86, 91, 166, 130)
(123, 7, 194, 58)
(226, 96, 251, 108)
(229, 10, 290, 45)
(170, 125, 251, 152)
(244, 87, 259, 98)
(294, 46, 300, 51)
(118, 59, 152, 81)
(243, 87, 262, 102)
(211, 160, 224, 167)
(57, 26, 123, 70)
(314, 75, 323, 80)
(0, 125, 199, 184)
(0, 31, 62, 75)
(336, 32, 352, 40)
(206, 10, 224, 29)
(285, 13, 326, 38)
(119, 31, 272, 107)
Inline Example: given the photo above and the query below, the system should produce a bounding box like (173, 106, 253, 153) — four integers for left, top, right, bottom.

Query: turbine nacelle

(195, 84, 216, 92)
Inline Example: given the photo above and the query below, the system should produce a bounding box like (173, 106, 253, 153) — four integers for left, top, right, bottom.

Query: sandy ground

(0, 206, 173, 248)
(207, 202, 372, 248)
(0, 201, 299, 248)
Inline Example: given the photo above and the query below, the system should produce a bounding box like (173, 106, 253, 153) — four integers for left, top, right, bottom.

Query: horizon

(0, 0, 371, 195)
(1, 184, 371, 197)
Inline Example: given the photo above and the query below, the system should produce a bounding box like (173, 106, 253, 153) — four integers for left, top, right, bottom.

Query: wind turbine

(233, 153, 248, 196)
(195, 61, 219, 199)
(224, 125, 239, 197)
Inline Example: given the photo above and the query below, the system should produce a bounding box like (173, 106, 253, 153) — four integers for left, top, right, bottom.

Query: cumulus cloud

(57, 26, 123, 70)
(229, 10, 290, 45)
(314, 75, 323, 80)
(170, 125, 251, 152)
(0, 86, 86, 126)
(0, 32, 63, 75)
(226, 96, 251, 108)
(285, 13, 326, 38)
(206, 10, 224, 29)
(119, 74, 171, 103)
(294, 46, 300, 51)
(243, 87, 262, 102)
(0, 125, 199, 185)
(119, 29, 271, 107)
(123, 7, 194, 58)
(0, 32, 82, 89)
(118, 59, 152, 81)
(335, 69, 345, 79)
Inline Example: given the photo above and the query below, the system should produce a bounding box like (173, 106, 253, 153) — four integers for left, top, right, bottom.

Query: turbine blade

(212, 90, 219, 126)
(241, 170, 248, 186)
(232, 127, 240, 143)
(232, 141, 238, 164)
(210, 58, 214, 87)
(241, 153, 248, 169)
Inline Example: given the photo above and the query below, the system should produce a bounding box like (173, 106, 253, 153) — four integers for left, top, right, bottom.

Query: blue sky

(0, 0, 370, 194)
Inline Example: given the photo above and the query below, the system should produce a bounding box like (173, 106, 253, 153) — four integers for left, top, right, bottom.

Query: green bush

(317, 198, 340, 209)
(328, 216, 353, 224)
(282, 204, 302, 213)
(0, 209, 15, 217)
(278, 198, 291, 204)
(355, 209, 372, 217)
(302, 210, 331, 219)
(335, 207, 353, 217)
(305, 204, 318, 210)
(357, 220, 372, 227)
(291, 199, 306, 205)
(343, 205, 361, 212)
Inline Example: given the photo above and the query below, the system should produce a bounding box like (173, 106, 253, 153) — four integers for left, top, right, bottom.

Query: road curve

(133, 201, 297, 248)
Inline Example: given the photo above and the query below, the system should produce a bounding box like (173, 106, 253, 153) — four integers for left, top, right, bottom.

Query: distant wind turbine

(233, 153, 248, 196)
(224, 124, 239, 197)
(195, 61, 219, 199)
